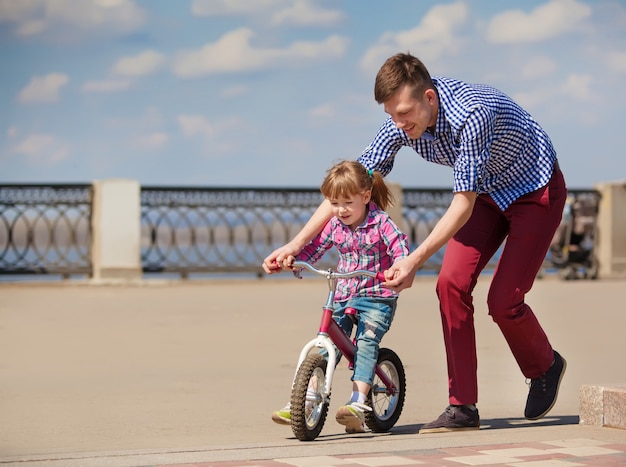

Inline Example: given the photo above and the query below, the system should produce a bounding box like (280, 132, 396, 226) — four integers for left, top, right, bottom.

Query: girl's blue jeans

(331, 296, 397, 386)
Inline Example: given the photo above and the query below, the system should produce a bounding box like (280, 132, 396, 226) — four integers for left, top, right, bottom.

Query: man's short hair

(374, 53, 434, 103)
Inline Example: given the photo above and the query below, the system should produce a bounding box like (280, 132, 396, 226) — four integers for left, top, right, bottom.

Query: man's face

(383, 84, 438, 139)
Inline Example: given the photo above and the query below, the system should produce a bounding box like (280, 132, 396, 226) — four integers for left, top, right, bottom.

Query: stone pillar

(387, 182, 407, 233)
(595, 180, 626, 278)
(580, 384, 626, 429)
(91, 179, 142, 281)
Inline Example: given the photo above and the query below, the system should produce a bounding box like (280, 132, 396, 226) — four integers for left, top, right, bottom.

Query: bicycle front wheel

(290, 353, 329, 441)
(365, 347, 406, 432)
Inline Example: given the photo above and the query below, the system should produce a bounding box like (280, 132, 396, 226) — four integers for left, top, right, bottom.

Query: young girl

(271, 160, 409, 433)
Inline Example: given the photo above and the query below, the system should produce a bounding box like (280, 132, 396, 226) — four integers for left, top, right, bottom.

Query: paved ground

(1, 273, 625, 466)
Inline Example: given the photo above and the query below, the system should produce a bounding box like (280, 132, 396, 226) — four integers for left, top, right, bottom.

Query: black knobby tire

(365, 347, 406, 432)
(290, 354, 329, 441)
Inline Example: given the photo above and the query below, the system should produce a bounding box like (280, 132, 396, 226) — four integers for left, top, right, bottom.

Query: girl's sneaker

(335, 401, 371, 433)
(272, 388, 317, 426)
(271, 405, 291, 425)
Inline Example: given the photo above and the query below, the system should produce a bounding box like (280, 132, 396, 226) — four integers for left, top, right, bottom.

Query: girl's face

(328, 191, 371, 230)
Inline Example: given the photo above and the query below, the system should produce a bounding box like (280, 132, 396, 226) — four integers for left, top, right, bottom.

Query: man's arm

(262, 199, 333, 273)
(383, 191, 477, 290)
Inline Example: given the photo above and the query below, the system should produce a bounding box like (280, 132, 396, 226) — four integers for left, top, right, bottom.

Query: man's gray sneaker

(419, 405, 480, 434)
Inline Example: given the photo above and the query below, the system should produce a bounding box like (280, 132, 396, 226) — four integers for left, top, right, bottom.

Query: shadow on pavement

(391, 414, 579, 435)
(274, 415, 580, 443)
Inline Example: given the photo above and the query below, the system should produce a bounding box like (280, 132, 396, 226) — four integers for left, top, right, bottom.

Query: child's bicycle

(286, 260, 406, 441)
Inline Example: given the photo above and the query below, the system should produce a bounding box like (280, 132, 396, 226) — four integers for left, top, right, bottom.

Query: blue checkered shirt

(358, 76, 558, 210)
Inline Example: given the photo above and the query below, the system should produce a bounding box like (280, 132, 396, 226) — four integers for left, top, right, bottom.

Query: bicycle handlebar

(292, 260, 386, 282)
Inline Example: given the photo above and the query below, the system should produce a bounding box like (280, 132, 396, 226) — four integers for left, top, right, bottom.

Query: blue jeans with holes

(331, 296, 397, 386)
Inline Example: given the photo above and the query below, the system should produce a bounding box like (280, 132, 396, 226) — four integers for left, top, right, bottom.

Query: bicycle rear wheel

(365, 347, 405, 432)
(290, 353, 329, 441)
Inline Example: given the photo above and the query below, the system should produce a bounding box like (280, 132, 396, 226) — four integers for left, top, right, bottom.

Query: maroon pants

(436, 168, 567, 405)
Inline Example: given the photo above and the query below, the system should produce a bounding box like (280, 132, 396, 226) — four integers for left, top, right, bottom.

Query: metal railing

(0, 184, 601, 278)
(141, 187, 330, 276)
(0, 184, 92, 276)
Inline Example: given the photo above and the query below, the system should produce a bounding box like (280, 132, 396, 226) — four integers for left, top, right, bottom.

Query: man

(263, 52, 567, 433)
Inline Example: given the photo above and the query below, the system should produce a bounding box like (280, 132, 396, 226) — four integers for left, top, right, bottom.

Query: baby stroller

(548, 192, 600, 280)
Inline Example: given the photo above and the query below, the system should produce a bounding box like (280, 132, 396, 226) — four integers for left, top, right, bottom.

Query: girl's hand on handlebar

(263, 245, 298, 274)
(282, 255, 296, 270)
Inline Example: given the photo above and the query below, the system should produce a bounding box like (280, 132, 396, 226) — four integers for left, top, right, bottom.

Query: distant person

(264, 52, 567, 433)
(269, 160, 409, 434)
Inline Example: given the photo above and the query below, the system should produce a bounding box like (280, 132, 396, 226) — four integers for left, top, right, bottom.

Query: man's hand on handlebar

(381, 256, 419, 292)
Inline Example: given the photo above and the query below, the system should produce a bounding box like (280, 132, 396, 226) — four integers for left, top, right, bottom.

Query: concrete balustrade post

(91, 179, 142, 281)
(595, 180, 626, 279)
(387, 182, 407, 233)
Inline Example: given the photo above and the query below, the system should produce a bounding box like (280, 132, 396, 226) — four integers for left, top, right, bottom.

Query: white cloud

(309, 102, 335, 119)
(177, 115, 215, 139)
(191, 0, 284, 16)
(94, 0, 128, 7)
(176, 114, 244, 156)
(172, 28, 349, 77)
(360, 1, 468, 72)
(15, 19, 46, 36)
(12, 133, 69, 165)
(486, 0, 591, 44)
(606, 51, 626, 74)
(112, 50, 165, 77)
(6, 126, 18, 138)
(0, 0, 37, 21)
(140, 107, 165, 128)
(81, 50, 163, 95)
(220, 85, 249, 98)
(192, 0, 342, 26)
(17, 73, 69, 103)
(82, 79, 132, 93)
(132, 132, 169, 150)
(270, 0, 344, 26)
(0, 0, 145, 38)
(513, 73, 595, 124)
(520, 55, 558, 79)
(561, 73, 592, 100)
(176, 114, 245, 158)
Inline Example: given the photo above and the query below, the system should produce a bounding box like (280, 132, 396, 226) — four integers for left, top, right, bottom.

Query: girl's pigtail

(370, 171, 394, 211)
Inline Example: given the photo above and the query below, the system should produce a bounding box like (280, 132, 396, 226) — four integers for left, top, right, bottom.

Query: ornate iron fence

(0, 184, 92, 276)
(0, 184, 601, 278)
(140, 187, 335, 276)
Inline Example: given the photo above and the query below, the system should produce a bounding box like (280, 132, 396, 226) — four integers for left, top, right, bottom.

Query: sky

(1, 0, 625, 190)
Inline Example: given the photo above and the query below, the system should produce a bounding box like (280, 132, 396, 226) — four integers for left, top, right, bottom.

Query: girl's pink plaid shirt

(296, 202, 409, 302)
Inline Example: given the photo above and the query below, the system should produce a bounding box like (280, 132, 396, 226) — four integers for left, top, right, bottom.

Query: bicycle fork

(292, 305, 399, 404)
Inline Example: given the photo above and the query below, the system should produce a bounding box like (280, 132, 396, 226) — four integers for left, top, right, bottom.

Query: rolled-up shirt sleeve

(357, 118, 406, 176)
